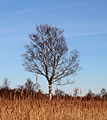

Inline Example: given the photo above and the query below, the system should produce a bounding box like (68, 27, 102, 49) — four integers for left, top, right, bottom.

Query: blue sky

(0, 0, 107, 95)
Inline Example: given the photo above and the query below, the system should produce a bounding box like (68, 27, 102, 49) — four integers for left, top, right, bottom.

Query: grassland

(0, 97, 107, 120)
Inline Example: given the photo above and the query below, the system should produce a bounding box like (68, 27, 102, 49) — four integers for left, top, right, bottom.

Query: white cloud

(12, 9, 31, 15)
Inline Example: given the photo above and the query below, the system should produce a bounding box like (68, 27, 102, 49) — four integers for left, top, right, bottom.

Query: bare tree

(24, 78, 34, 91)
(55, 88, 65, 97)
(22, 24, 80, 100)
(100, 88, 106, 99)
(2, 78, 10, 89)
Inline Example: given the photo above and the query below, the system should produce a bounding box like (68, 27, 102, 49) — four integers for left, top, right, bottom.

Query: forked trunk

(48, 84, 52, 101)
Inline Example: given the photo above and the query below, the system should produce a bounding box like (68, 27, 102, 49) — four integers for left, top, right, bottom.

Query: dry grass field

(0, 97, 107, 120)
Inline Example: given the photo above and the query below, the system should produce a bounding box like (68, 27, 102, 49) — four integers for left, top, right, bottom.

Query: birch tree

(22, 24, 80, 100)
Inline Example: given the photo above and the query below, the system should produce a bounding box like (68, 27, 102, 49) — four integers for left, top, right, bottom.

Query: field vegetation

(0, 87, 107, 120)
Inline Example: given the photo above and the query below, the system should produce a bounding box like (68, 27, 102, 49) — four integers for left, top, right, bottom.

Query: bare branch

(53, 80, 75, 86)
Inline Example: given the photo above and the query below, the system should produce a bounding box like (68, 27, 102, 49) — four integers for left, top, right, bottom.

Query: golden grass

(0, 97, 107, 120)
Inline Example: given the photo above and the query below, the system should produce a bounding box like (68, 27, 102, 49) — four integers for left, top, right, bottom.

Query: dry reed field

(0, 97, 107, 120)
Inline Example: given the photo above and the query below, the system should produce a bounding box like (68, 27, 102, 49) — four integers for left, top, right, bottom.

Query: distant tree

(22, 24, 80, 100)
(2, 78, 10, 89)
(86, 89, 95, 99)
(100, 88, 106, 96)
(24, 78, 34, 91)
(54, 88, 65, 96)
(24, 78, 41, 92)
(102, 93, 107, 100)
(100, 88, 107, 100)
(88, 89, 93, 94)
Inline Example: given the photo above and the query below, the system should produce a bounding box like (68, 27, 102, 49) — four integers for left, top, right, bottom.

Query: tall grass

(0, 96, 107, 120)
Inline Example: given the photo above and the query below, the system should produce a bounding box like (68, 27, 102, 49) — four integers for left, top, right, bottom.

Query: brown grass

(0, 97, 107, 120)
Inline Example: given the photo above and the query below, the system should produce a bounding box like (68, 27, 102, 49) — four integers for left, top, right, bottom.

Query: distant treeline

(0, 87, 107, 101)
(0, 78, 107, 101)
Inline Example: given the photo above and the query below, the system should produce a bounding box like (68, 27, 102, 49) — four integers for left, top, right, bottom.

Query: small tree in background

(2, 78, 10, 89)
(100, 88, 106, 97)
(24, 78, 34, 91)
(22, 24, 80, 100)
(100, 88, 107, 100)
(55, 88, 65, 97)
(86, 89, 95, 99)
(24, 78, 41, 92)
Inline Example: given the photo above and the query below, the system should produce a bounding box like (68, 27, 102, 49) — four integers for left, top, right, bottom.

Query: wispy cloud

(12, 9, 31, 15)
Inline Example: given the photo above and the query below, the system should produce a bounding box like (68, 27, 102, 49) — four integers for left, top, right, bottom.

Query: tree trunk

(48, 83, 52, 101)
